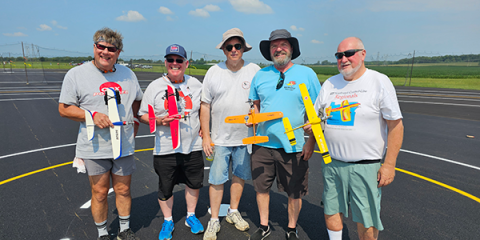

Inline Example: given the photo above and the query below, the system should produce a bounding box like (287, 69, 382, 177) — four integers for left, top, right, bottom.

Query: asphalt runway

(1, 69, 479, 240)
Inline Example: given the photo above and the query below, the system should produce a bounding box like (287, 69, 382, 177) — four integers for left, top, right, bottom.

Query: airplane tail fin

(242, 136, 269, 145)
(85, 110, 95, 141)
(282, 117, 297, 146)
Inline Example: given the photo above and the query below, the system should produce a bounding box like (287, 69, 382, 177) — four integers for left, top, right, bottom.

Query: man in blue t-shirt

(248, 29, 321, 240)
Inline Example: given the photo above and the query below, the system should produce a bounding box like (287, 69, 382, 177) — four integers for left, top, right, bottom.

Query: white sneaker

(203, 220, 220, 240)
(226, 210, 249, 231)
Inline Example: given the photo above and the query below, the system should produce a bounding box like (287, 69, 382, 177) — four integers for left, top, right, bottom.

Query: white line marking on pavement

(398, 100, 480, 107)
(399, 149, 480, 171)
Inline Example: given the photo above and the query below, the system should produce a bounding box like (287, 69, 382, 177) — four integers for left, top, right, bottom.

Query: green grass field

(4, 61, 479, 90)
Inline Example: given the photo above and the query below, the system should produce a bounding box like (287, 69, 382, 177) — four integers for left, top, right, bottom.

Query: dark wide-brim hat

(260, 29, 300, 61)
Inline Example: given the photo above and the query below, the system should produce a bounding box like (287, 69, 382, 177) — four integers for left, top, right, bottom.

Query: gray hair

(93, 27, 123, 51)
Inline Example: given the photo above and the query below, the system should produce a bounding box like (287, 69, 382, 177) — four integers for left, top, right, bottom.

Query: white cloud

(324, 33, 328, 36)
(229, 0, 274, 14)
(290, 25, 305, 31)
(204, 4, 221, 12)
(189, 8, 210, 18)
(297, 34, 303, 37)
(116, 11, 146, 22)
(166, 16, 174, 21)
(311, 40, 323, 44)
(3, 32, 27, 37)
(51, 20, 67, 30)
(158, 6, 174, 14)
(37, 24, 52, 31)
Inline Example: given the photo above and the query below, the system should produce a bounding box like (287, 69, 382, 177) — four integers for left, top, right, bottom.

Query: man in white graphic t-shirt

(308, 37, 404, 240)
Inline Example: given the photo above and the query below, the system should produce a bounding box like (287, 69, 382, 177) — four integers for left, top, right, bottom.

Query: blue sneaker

(159, 220, 174, 240)
(185, 215, 204, 234)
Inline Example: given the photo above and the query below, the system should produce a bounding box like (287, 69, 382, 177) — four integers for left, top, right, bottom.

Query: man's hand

(301, 137, 315, 160)
(93, 112, 113, 129)
(377, 164, 395, 187)
(303, 121, 312, 135)
(202, 137, 214, 157)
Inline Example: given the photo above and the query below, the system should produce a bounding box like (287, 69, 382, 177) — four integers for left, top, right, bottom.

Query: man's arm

(200, 102, 213, 156)
(132, 100, 141, 136)
(377, 118, 404, 187)
(59, 103, 112, 128)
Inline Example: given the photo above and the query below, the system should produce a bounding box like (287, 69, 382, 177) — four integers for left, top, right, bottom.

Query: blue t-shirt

(249, 64, 321, 153)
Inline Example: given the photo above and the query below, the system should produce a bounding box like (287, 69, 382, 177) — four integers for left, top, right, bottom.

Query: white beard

(339, 62, 361, 78)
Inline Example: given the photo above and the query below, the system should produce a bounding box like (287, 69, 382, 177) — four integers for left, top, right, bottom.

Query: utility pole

(22, 42, 29, 85)
(408, 50, 415, 86)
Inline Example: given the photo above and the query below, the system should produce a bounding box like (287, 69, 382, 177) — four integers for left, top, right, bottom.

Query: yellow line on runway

(0, 148, 153, 186)
(394, 167, 480, 203)
(315, 150, 480, 203)
(0, 161, 72, 185)
(3, 149, 480, 204)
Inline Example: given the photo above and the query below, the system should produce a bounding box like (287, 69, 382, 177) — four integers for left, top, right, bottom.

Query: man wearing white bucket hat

(200, 28, 260, 240)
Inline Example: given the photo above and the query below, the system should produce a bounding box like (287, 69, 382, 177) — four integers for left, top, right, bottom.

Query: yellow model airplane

(283, 83, 331, 164)
(225, 101, 283, 144)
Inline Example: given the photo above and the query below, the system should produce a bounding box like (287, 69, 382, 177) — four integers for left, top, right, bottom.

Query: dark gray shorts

(251, 145, 308, 199)
(84, 155, 136, 176)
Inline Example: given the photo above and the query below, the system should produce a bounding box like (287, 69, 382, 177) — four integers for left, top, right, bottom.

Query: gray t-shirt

(59, 62, 143, 159)
(138, 75, 203, 155)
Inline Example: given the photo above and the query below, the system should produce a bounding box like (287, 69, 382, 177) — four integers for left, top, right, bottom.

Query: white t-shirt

(59, 62, 143, 159)
(138, 75, 203, 155)
(314, 69, 403, 162)
(201, 61, 260, 146)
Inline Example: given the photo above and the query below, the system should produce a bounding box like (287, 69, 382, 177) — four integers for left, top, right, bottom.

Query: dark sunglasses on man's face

(276, 72, 285, 90)
(166, 58, 184, 64)
(334, 49, 363, 59)
(95, 43, 118, 52)
(225, 43, 242, 52)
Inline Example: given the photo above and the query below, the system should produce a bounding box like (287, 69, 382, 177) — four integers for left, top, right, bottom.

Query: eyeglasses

(276, 72, 285, 90)
(166, 58, 184, 64)
(225, 43, 242, 52)
(95, 43, 118, 52)
(334, 49, 363, 59)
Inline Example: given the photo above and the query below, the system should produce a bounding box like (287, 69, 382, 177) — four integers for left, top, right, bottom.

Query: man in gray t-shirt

(58, 28, 142, 240)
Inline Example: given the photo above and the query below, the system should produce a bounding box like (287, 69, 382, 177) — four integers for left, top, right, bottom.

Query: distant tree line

(311, 54, 480, 65)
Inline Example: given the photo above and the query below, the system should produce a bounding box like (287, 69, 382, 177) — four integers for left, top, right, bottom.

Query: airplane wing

(248, 112, 283, 124)
(242, 136, 269, 145)
(148, 104, 156, 134)
(224, 112, 283, 124)
(282, 117, 297, 146)
(85, 110, 95, 141)
(299, 83, 331, 164)
(167, 85, 180, 150)
(105, 88, 122, 160)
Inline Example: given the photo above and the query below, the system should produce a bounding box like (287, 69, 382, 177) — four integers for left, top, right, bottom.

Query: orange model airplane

(225, 101, 283, 144)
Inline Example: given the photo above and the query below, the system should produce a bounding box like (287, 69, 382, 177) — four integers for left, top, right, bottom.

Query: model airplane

(225, 101, 283, 144)
(84, 88, 124, 160)
(165, 85, 180, 150)
(298, 83, 331, 164)
(325, 100, 360, 122)
(148, 104, 156, 134)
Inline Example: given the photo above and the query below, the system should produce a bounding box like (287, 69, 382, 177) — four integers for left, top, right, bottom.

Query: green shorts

(321, 159, 384, 231)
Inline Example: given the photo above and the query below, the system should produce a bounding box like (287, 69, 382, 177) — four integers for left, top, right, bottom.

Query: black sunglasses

(166, 58, 184, 64)
(334, 49, 363, 59)
(276, 72, 285, 90)
(95, 43, 118, 52)
(225, 43, 242, 52)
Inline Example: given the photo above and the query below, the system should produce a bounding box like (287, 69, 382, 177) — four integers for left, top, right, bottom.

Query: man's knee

(325, 213, 344, 231)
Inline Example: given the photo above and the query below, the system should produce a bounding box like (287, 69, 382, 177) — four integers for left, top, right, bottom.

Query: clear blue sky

(1, 0, 479, 64)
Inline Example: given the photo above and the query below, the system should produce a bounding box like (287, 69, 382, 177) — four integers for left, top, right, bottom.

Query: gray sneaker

(226, 210, 250, 231)
(117, 228, 139, 240)
(203, 220, 220, 240)
(249, 226, 271, 240)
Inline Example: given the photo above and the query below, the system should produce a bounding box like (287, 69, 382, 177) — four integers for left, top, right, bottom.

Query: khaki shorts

(322, 159, 384, 231)
(84, 155, 136, 176)
(251, 145, 308, 199)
